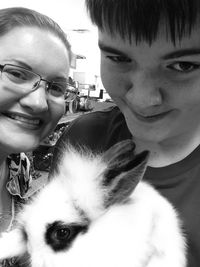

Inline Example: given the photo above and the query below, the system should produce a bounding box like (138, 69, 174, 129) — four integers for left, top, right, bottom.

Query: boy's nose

(126, 71, 163, 109)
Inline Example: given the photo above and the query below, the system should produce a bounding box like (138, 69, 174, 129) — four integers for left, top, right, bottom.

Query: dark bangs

(86, 0, 200, 44)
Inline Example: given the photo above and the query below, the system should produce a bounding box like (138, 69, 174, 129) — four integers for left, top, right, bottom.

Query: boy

(52, 1, 200, 266)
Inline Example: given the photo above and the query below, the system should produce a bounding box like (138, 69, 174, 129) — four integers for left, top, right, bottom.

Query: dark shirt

(52, 106, 200, 267)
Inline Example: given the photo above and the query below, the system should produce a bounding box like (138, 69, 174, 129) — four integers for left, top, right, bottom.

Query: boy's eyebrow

(98, 42, 200, 60)
(98, 42, 128, 56)
(162, 48, 200, 60)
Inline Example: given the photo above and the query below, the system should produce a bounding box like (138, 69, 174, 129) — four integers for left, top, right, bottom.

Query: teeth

(9, 114, 40, 125)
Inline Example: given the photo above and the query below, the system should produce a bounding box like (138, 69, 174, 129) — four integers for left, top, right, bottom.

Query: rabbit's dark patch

(45, 221, 89, 252)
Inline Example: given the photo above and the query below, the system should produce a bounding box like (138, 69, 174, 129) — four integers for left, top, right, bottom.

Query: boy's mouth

(133, 110, 173, 122)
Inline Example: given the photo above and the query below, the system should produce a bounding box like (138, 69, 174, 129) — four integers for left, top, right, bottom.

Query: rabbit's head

(0, 140, 149, 267)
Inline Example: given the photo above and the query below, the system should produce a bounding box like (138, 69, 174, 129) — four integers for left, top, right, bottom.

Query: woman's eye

(48, 82, 66, 97)
(6, 69, 28, 81)
(167, 62, 200, 72)
(106, 55, 132, 63)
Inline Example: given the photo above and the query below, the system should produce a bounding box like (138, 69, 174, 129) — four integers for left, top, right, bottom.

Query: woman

(0, 7, 71, 265)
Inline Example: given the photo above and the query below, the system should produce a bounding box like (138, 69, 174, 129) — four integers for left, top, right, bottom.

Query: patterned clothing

(0, 153, 43, 267)
(7, 153, 32, 199)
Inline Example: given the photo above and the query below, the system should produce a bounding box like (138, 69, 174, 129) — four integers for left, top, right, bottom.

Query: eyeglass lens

(2, 64, 67, 97)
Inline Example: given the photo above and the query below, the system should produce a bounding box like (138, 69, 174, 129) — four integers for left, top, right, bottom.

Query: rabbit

(0, 139, 186, 267)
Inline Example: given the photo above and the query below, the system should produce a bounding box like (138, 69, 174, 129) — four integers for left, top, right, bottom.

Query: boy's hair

(86, 0, 200, 44)
(0, 7, 71, 57)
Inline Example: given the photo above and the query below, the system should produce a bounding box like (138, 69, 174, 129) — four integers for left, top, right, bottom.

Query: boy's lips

(132, 109, 173, 122)
(124, 98, 174, 123)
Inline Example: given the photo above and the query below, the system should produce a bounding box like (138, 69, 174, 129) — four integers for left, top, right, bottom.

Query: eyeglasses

(0, 63, 69, 98)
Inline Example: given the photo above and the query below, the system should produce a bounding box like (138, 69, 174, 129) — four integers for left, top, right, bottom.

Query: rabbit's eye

(45, 221, 88, 252)
(55, 227, 71, 241)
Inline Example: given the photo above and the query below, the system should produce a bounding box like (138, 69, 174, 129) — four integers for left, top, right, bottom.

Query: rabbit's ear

(102, 140, 149, 207)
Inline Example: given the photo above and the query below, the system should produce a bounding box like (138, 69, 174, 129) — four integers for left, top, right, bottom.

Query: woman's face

(0, 27, 69, 154)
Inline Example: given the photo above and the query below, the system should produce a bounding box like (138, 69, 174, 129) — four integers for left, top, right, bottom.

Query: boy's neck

(135, 133, 200, 168)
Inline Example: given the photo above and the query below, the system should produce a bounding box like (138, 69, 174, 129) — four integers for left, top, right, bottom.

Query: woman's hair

(86, 0, 200, 44)
(0, 7, 71, 57)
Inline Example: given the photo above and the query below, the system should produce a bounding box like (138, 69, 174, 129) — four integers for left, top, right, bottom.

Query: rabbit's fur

(0, 140, 186, 267)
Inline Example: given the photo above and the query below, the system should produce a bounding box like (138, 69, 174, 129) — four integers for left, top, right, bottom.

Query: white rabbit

(0, 140, 186, 267)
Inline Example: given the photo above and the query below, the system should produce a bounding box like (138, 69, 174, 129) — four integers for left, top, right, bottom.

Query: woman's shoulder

(70, 105, 123, 128)
(51, 106, 131, 174)
(56, 105, 128, 150)
(64, 106, 126, 138)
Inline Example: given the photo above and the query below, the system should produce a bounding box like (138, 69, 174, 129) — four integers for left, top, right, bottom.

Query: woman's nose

(19, 84, 48, 113)
(126, 71, 163, 108)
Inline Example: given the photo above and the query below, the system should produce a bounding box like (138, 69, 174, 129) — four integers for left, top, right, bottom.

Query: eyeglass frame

(0, 63, 70, 98)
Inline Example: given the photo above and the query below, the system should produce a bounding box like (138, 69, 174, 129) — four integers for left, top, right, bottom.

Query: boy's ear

(102, 140, 149, 207)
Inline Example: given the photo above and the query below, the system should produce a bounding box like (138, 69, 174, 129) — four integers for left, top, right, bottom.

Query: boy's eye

(167, 61, 200, 72)
(106, 55, 132, 63)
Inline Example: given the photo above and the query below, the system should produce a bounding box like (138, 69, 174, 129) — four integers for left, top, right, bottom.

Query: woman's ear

(102, 139, 149, 207)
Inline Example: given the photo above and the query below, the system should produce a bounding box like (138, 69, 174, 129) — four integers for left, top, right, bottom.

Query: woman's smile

(1, 111, 43, 130)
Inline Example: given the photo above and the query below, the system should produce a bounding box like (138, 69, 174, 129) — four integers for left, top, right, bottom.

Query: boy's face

(99, 27, 200, 144)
